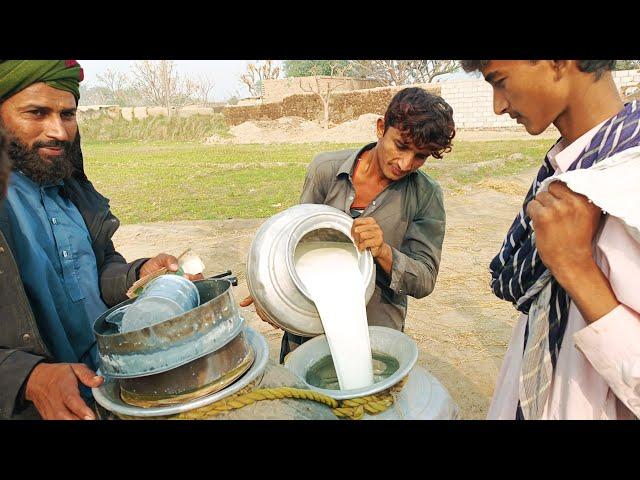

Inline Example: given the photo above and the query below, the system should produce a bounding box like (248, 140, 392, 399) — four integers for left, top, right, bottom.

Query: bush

(79, 113, 230, 142)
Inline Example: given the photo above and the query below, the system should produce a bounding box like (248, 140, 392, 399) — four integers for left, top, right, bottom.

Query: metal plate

(92, 327, 269, 418)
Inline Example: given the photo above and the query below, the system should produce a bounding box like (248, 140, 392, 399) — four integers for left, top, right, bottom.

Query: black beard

(7, 136, 75, 185)
(0, 129, 10, 200)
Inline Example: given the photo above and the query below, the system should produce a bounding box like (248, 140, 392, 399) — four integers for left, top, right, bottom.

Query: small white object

(179, 250, 205, 275)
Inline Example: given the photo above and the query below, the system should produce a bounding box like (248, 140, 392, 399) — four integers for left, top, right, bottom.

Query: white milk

(294, 241, 374, 390)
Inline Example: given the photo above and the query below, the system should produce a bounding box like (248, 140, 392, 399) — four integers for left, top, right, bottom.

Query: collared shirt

(489, 120, 640, 419)
(1, 171, 107, 372)
(298, 143, 446, 331)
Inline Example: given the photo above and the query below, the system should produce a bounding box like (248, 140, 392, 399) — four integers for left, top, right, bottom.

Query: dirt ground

(111, 166, 537, 419)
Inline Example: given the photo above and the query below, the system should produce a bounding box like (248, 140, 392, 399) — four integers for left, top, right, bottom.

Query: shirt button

(372, 201, 376, 206)
(0, 246, 4, 254)
(22, 333, 31, 343)
(51, 218, 58, 225)
(62, 250, 69, 258)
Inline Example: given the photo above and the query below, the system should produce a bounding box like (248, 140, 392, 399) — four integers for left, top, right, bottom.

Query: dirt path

(111, 169, 536, 419)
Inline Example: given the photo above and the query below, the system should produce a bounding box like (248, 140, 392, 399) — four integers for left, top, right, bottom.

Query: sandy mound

(206, 114, 381, 145)
(207, 114, 560, 145)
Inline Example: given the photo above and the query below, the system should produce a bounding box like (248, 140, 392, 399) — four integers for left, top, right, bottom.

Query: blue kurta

(1, 171, 108, 375)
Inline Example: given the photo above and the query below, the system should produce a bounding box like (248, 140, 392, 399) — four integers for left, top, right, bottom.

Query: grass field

(82, 139, 552, 224)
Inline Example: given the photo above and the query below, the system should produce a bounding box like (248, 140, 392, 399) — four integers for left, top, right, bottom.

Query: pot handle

(205, 270, 238, 286)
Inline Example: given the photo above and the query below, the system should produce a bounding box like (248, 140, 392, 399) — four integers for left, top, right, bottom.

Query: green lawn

(82, 139, 552, 224)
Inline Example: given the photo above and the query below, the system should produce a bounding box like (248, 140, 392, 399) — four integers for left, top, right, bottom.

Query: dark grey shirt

(299, 142, 445, 331)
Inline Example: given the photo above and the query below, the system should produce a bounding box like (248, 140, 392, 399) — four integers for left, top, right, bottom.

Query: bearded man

(0, 60, 202, 420)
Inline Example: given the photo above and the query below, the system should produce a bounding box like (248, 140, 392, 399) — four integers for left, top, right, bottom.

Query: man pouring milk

(242, 88, 455, 364)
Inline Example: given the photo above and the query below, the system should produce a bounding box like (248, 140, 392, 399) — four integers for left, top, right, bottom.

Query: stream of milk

(294, 241, 374, 390)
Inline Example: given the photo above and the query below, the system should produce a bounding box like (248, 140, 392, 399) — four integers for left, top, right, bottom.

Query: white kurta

(488, 121, 640, 420)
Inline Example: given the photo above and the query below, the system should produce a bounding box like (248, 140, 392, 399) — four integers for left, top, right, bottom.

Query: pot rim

(284, 326, 418, 400)
(284, 209, 373, 303)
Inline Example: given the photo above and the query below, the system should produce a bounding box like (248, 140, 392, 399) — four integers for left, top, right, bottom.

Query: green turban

(0, 60, 84, 102)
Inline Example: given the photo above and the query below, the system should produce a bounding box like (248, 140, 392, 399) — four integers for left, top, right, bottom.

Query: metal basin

(119, 330, 255, 407)
(93, 278, 244, 378)
(92, 327, 269, 418)
(284, 326, 418, 400)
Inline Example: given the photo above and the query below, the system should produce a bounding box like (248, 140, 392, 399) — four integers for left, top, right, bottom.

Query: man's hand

(240, 296, 281, 329)
(139, 253, 204, 282)
(25, 363, 104, 420)
(351, 217, 393, 274)
(527, 181, 602, 278)
(528, 181, 619, 323)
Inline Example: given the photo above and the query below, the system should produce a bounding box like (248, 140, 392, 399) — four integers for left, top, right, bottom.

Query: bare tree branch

(349, 60, 460, 85)
(241, 60, 281, 97)
(130, 60, 196, 114)
(298, 62, 349, 129)
(190, 73, 215, 105)
(95, 68, 131, 105)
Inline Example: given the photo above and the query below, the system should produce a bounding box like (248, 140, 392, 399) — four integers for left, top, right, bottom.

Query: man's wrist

(549, 253, 598, 293)
(551, 255, 620, 324)
(24, 362, 46, 402)
(373, 243, 393, 275)
(135, 260, 147, 280)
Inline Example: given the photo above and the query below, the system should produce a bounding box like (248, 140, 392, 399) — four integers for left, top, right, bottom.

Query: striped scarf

(490, 101, 640, 419)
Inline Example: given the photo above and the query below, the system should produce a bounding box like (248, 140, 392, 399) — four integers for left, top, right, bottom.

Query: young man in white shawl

(461, 60, 640, 419)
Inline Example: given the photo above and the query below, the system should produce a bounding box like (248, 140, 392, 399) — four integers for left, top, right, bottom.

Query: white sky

(78, 60, 478, 102)
(78, 60, 283, 101)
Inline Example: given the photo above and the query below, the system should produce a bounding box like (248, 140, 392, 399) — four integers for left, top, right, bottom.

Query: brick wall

(262, 76, 383, 103)
(223, 83, 441, 126)
(83, 69, 639, 129)
(439, 69, 639, 131)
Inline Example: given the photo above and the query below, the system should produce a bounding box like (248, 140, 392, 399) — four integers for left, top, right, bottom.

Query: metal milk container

(246, 204, 376, 336)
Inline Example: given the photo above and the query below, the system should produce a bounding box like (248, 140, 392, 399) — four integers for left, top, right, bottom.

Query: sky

(78, 60, 279, 101)
(77, 60, 478, 102)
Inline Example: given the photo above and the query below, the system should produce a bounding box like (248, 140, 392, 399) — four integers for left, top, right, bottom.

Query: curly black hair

(384, 87, 455, 160)
(0, 127, 10, 201)
(460, 60, 617, 81)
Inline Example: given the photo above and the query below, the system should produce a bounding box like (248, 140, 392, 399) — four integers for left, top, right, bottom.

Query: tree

(96, 68, 130, 106)
(283, 60, 351, 78)
(348, 60, 460, 85)
(240, 60, 281, 97)
(130, 60, 196, 113)
(188, 73, 216, 106)
(615, 60, 640, 70)
(78, 85, 112, 105)
(298, 62, 353, 130)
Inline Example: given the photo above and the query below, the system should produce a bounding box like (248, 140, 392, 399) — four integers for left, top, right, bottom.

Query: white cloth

(489, 124, 640, 419)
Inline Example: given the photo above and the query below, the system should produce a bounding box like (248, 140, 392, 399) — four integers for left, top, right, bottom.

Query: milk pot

(246, 204, 376, 336)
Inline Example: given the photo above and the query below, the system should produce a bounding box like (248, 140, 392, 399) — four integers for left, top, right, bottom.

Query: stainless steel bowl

(94, 278, 244, 378)
(284, 326, 418, 400)
(119, 330, 255, 407)
(92, 327, 270, 418)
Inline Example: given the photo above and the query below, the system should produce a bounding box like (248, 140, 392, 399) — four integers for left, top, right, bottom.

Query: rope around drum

(114, 376, 408, 420)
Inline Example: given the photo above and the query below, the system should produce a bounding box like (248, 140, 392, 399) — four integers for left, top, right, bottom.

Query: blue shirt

(1, 171, 108, 372)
